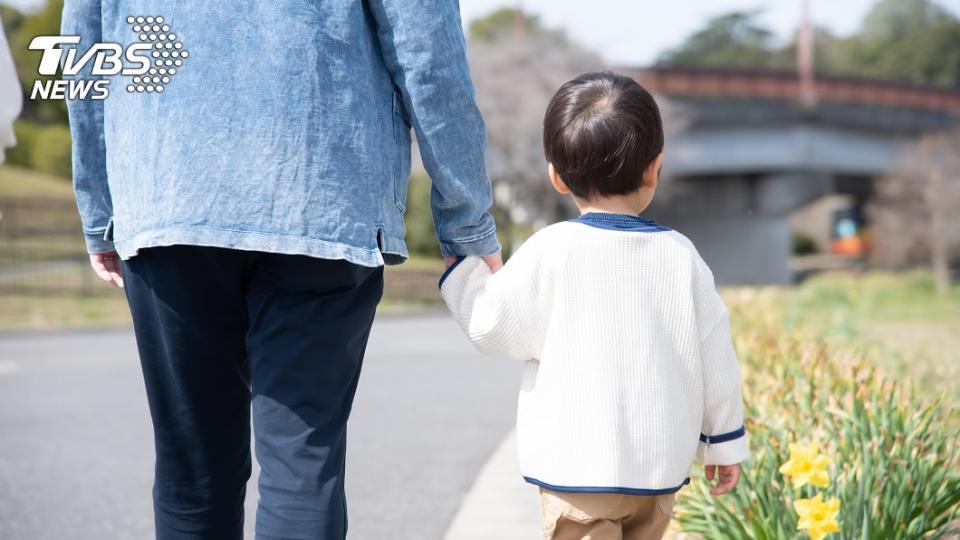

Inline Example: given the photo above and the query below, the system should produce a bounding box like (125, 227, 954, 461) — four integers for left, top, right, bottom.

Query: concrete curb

(443, 430, 540, 540)
(443, 430, 698, 540)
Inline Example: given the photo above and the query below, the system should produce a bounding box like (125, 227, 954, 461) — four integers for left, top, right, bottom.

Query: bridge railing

(631, 67, 960, 116)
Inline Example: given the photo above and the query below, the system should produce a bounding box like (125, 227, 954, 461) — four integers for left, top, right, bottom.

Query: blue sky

(4, 0, 960, 65)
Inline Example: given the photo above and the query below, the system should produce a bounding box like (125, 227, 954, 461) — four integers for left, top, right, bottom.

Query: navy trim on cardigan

(438, 256, 467, 288)
(570, 212, 671, 232)
(524, 476, 690, 495)
(699, 425, 746, 444)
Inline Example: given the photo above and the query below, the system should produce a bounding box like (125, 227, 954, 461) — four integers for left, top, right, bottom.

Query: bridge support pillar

(650, 173, 833, 284)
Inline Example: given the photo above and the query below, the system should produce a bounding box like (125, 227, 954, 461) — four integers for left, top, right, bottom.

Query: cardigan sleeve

(693, 257, 749, 466)
(439, 242, 542, 360)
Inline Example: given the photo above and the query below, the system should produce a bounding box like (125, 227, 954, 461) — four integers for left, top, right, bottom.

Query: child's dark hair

(542, 71, 664, 199)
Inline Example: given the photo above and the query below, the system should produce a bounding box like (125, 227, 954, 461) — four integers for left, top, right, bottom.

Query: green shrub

(793, 232, 819, 256)
(4, 121, 73, 179)
(31, 124, 72, 178)
(404, 174, 441, 258)
(5, 121, 41, 169)
(402, 174, 522, 259)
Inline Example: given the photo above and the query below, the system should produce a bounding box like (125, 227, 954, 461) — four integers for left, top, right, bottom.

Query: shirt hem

(113, 226, 398, 267)
(523, 476, 690, 496)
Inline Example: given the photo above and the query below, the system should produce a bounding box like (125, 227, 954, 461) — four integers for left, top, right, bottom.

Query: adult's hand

(444, 251, 503, 273)
(89, 251, 124, 288)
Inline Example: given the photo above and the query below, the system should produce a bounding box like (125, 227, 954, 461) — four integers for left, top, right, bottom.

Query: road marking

(0, 360, 21, 375)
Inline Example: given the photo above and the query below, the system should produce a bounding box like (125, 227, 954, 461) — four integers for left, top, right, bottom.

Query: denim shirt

(62, 0, 500, 266)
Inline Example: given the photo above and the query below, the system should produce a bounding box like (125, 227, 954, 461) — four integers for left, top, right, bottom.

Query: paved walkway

(0, 315, 522, 540)
(0, 314, 697, 539)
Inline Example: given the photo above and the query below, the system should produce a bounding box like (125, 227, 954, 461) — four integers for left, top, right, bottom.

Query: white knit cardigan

(440, 213, 749, 495)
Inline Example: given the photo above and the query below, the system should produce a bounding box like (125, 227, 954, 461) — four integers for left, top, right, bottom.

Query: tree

(775, 26, 847, 77)
(837, 0, 960, 87)
(2, 1, 68, 124)
(657, 11, 785, 70)
(868, 130, 960, 293)
(468, 7, 563, 44)
(655, 0, 960, 88)
(467, 10, 603, 233)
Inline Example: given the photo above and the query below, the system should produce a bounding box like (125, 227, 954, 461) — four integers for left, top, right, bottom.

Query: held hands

(89, 251, 124, 288)
(443, 251, 503, 273)
(705, 463, 740, 495)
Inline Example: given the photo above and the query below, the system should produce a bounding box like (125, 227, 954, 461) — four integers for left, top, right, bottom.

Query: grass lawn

(0, 292, 132, 331)
(0, 164, 75, 199)
(778, 271, 960, 411)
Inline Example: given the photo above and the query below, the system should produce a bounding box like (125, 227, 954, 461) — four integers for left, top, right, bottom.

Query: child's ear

(644, 153, 664, 188)
(548, 163, 571, 195)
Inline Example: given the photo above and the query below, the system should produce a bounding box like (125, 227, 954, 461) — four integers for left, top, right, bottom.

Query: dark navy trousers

(121, 245, 383, 540)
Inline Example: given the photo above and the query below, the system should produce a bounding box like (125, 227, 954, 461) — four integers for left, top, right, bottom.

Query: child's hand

(704, 463, 740, 495)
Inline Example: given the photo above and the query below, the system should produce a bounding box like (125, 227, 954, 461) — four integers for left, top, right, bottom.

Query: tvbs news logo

(29, 15, 189, 100)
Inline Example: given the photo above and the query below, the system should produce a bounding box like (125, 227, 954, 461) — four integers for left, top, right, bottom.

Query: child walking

(439, 71, 749, 540)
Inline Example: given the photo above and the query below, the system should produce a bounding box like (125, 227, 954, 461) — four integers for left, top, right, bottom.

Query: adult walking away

(62, 1, 501, 539)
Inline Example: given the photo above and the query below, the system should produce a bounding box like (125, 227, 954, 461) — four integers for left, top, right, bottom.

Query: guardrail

(0, 197, 103, 296)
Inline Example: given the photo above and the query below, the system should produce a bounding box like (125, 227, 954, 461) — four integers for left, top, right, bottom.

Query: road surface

(0, 314, 522, 540)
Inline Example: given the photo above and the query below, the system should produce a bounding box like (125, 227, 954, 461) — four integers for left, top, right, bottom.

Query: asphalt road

(0, 314, 522, 540)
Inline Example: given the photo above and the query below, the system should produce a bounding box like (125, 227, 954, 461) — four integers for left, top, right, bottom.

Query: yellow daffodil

(779, 441, 830, 488)
(793, 493, 841, 540)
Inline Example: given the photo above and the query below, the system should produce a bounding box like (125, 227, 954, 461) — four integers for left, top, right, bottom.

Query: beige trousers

(539, 488, 675, 540)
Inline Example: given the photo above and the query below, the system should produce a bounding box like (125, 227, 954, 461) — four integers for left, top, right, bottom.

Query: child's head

(542, 71, 664, 211)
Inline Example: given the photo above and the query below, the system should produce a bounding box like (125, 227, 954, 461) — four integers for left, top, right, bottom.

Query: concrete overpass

(626, 66, 960, 283)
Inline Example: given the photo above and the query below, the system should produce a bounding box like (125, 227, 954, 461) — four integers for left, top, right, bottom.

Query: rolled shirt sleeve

(62, 0, 115, 254)
(367, 0, 500, 257)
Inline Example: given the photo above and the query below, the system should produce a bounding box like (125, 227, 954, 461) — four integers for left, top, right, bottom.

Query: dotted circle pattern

(125, 15, 187, 93)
